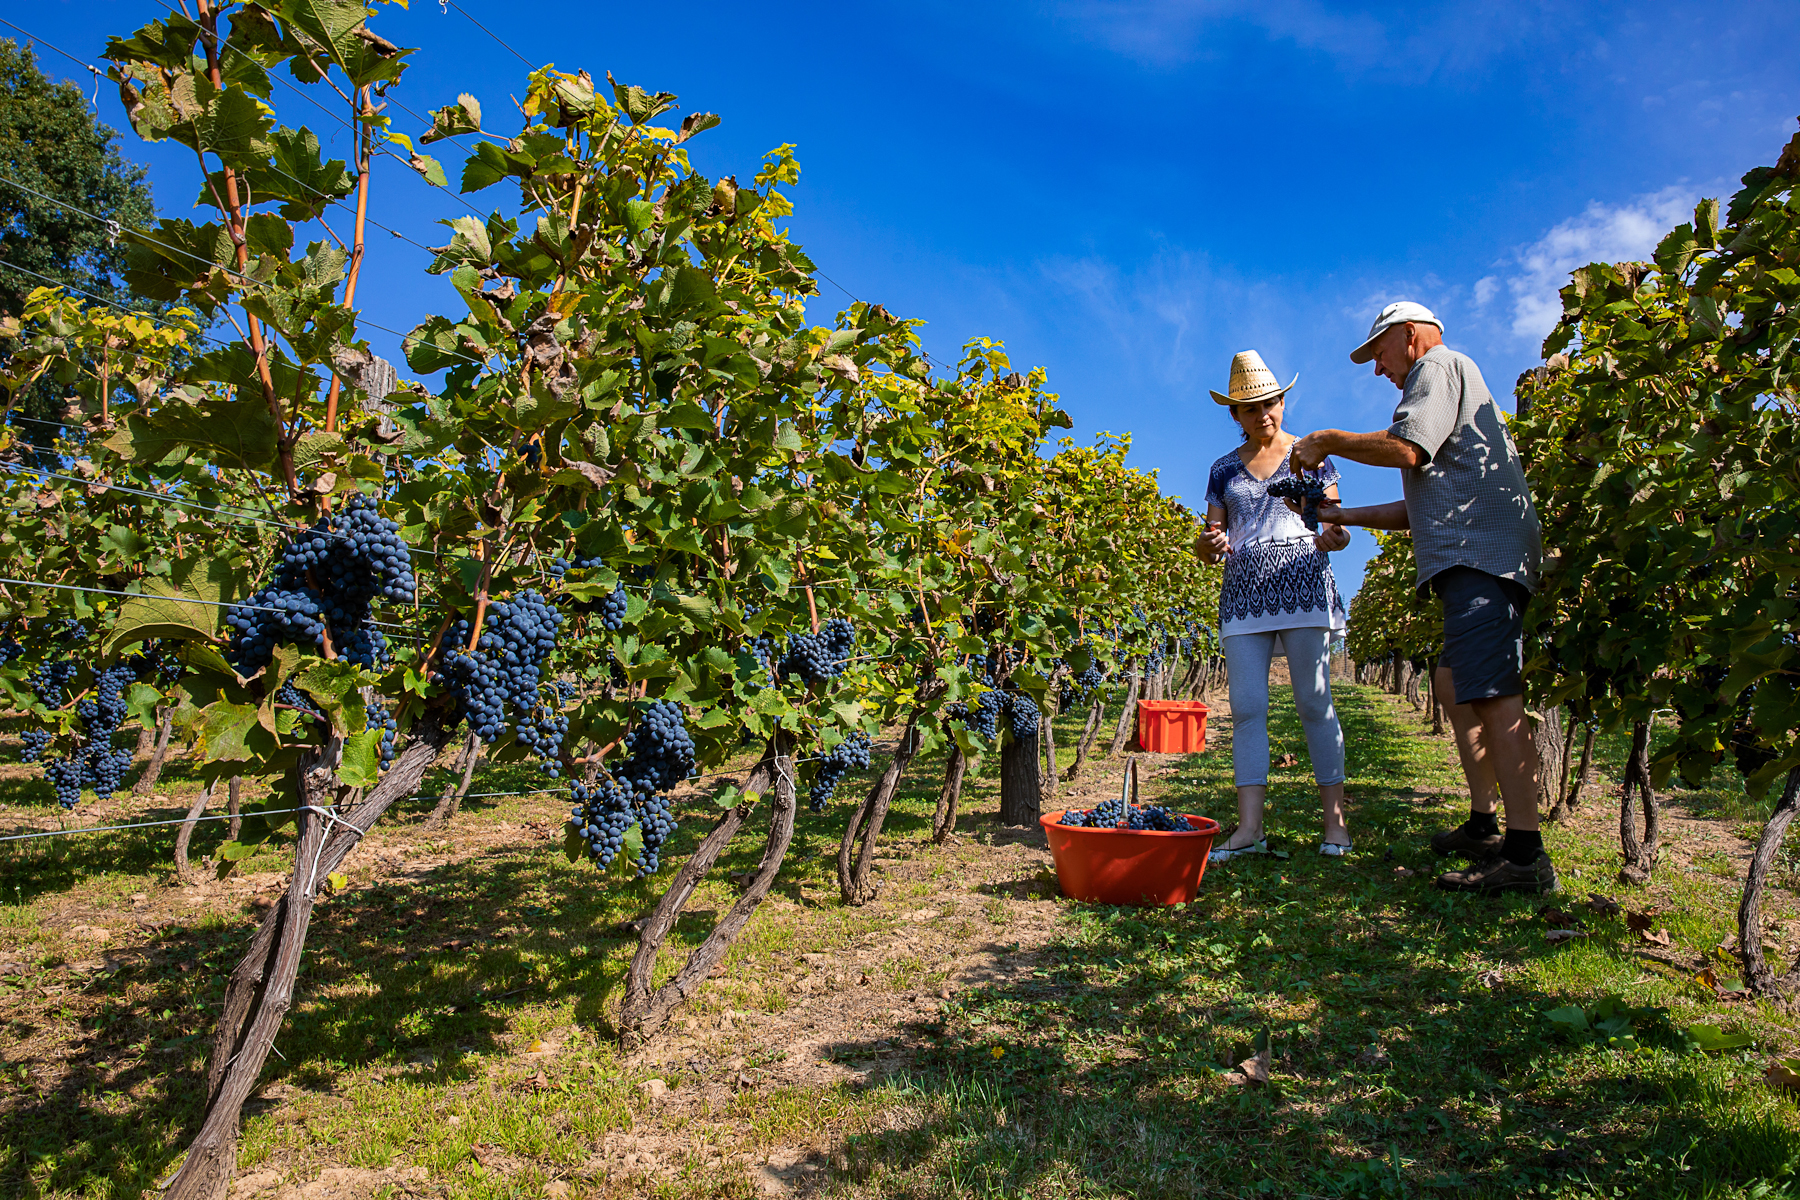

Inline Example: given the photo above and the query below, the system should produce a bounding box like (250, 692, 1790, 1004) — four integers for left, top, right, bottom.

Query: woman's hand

(1197, 522, 1231, 562)
(1314, 522, 1351, 553)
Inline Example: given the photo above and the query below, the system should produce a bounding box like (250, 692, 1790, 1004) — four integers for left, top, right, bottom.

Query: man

(1290, 301, 1553, 895)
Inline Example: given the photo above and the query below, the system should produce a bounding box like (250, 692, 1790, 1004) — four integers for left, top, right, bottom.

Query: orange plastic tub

(1040, 811, 1222, 906)
(1137, 700, 1209, 753)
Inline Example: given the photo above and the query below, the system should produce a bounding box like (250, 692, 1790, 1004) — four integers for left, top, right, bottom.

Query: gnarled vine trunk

(133, 709, 176, 795)
(165, 712, 455, 1200)
(838, 707, 931, 905)
(930, 744, 968, 844)
(1567, 723, 1596, 811)
(998, 726, 1041, 826)
(620, 732, 794, 1045)
(1618, 720, 1659, 885)
(1038, 667, 1064, 805)
(1105, 663, 1141, 758)
(173, 780, 215, 885)
(1739, 766, 1800, 1003)
(1065, 694, 1105, 782)
(421, 731, 481, 832)
(1532, 706, 1565, 816)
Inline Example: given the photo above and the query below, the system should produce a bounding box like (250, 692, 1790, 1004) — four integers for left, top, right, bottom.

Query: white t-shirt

(1204, 445, 1347, 640)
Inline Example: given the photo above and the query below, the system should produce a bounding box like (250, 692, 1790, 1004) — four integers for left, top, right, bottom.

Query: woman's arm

(1197, 502, 1230, 562)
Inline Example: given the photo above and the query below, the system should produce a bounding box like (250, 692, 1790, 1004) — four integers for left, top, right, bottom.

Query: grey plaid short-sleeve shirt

(1388, 346, 1542, 595)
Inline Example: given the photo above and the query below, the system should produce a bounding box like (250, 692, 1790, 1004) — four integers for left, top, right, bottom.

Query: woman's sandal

(1318, 841, 1353, 857)
(1209, 837, 1269, 864)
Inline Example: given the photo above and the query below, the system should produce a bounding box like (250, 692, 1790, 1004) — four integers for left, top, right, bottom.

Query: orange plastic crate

(1136, 700, 1209, 753)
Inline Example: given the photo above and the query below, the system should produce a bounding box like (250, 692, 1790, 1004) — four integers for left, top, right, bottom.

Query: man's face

(1370, 324, 1417, 391)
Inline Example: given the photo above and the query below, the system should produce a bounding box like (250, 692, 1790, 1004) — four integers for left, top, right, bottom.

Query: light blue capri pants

(1222, 627, 1346, 788)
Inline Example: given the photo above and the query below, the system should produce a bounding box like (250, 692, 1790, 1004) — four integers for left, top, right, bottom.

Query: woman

(1197, 350, 1353, 860)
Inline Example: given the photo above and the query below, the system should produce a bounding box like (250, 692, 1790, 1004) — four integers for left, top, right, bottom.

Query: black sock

(1501, 829, 1543, 865)
(1465, 809, 1500, 837)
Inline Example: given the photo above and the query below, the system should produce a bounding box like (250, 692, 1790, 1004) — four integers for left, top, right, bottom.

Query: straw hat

(1209, 350, 1297, 406)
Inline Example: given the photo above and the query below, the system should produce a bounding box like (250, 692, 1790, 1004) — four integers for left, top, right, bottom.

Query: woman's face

(1232, 396, 1284, 441)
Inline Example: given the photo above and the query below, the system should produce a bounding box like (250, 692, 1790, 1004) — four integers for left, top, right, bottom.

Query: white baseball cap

(1350, 301, 1444, 364)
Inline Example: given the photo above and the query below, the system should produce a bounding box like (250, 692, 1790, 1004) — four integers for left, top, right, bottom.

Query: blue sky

(16, 1, 1800, 596)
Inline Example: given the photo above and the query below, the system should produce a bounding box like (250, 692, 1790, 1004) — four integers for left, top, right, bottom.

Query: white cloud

(1497, 186, 1696, 340)
(1473, 275, 1499, 307)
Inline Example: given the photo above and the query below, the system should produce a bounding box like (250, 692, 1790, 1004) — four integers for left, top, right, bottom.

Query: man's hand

(1291, 430, 1335, 471)
(1314, 522, 1350, 553)
(1197, 522, 1230, 562)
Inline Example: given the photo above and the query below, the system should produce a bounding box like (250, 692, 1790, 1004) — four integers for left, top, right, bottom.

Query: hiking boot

(1435, 852, 1559, 896)
(1429, 821, 1503, 858)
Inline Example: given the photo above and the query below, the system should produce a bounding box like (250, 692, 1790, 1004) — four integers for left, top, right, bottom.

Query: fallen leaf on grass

(1717, 933, 1740, 954)
(1583, 893, 1622, 917)
(1766, 1059, 1800, 1091)
(1393, 866, 1417, 878)
(1637, 928, 1673, 947)
(1274, 753, 1298, 768)
(1538, 906, 1581, 928)
(1545, 929, 1589, 944)
(1222, 1049, 1270, 1087)
(1685, 1023, 1753, 1053)
(1476, 969, 1506, 989)
(471, 1143, 526, 1173)
(1626, 910, 1661, 933)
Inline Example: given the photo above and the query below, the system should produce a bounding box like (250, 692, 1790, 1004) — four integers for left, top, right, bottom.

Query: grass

(0, 683, 1797, 1198)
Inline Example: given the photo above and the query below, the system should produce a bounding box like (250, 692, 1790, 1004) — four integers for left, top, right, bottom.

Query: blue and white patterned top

(1203, 445, 1347, 639)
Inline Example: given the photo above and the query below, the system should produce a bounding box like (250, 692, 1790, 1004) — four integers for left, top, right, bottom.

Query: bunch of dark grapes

(555, 679, 579, 706)
(550, 555, 629, 631)
(1267, 471, 1330, 532)
(274, 680, 323, 723)
(946, 689, 1004, 740)
(779, 617, 855, 683)
(1006, 692, 1040, 741)
(747, 632, 781, 682)
(436, 590, 565, 773)
(618, 700, 696, 792)
(568, 777, 635, 869)
(366, 700, 398, 771)
(224, 495, 414, 675)
(38, 662, 138, 808)
(1057, 797, 1192, 831)
(0, 634, 24, 665)
(808, 731, 872, 812)
(608, 700, 697, 875)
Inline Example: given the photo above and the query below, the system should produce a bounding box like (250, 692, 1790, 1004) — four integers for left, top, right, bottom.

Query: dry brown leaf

(1696, 966, 1718, 991)
(1545, 929, 1588, 944)
(1538, 906, 1578, 927)
(1393, 866, 1417, 879)
(1766, 1060, 1800, 1091)
(1637, 927, 1673, 947)
(1626, 911, 1655, 933)
(1583, 893, 1622, 917)
(1476, 969, 1506, 989)
(1222, 1048, 1270, 1087)
(1273, 753, 1298, 768)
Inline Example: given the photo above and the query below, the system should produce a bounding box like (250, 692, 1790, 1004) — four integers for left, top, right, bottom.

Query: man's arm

(1319, 500, 1409, 530)
(1291, 429, 1427, 471)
